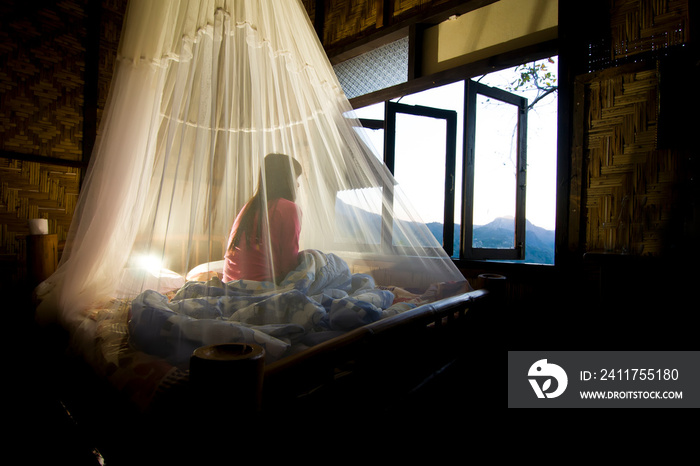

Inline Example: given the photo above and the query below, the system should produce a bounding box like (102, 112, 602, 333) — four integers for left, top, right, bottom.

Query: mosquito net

(35, 0, 469, 366)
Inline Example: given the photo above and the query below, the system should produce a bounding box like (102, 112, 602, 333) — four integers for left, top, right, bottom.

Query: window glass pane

(391, 82, 464, 257)
(393, 113, 446, 247)
(474, 57, 558, 264)
(472, 93, 518, 249)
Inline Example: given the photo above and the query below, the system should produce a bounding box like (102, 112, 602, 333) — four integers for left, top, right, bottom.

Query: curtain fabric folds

(35, 0, 467, 343)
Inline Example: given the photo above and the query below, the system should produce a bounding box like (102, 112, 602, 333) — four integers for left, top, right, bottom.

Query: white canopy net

(35, 0, 469, 367)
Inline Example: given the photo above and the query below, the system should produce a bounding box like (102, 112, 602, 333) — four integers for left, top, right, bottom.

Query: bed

(45, 249, 490, 460)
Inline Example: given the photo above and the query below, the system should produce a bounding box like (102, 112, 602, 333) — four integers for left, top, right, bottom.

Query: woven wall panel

(584, 67, 677, 255)
(0, 0, 87, 160)
(610, 0, 689, 61)
(322, 0, 380, 46)
(0, 0, 124, 263)
(0, 158, 80, 259)
(392, 0, 454, 18)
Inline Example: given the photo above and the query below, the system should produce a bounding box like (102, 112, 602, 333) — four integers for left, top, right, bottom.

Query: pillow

(186, 260, 225, 281)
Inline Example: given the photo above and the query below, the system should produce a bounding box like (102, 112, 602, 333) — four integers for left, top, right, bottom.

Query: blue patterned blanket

(128, 250, 418, 366)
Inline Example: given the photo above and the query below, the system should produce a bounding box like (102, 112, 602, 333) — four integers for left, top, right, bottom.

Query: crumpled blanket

(128, 250, 419, 366)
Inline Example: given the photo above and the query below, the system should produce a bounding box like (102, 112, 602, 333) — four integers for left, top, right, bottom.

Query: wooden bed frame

(49, 285, 491, 461)
(261, 288, 489, 411)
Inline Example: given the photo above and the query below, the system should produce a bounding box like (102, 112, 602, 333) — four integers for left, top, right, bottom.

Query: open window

(346, 56, 558, 265)
(385, 102, 457, 256)
(462, 80, 528, 260)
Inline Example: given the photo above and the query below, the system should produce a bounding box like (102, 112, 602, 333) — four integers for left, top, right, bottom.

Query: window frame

(462, 80, 529, 261)
(385, 101, 458, 257)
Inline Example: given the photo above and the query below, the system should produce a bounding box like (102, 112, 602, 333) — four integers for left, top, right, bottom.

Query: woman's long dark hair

(229, 153, 302, 249)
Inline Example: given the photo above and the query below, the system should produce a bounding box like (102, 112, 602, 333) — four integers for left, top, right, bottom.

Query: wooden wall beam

(1, 150, 87, 169)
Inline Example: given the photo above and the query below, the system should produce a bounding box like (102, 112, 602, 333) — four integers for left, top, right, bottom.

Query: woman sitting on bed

(224, 153, 303, 284)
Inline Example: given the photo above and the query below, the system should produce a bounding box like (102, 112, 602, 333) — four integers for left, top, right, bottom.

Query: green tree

(509, 57, 558, 110)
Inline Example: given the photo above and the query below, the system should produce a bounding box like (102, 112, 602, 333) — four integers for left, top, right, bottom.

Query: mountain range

(335, 199, 555, 264)
(426, 217, 555, 264)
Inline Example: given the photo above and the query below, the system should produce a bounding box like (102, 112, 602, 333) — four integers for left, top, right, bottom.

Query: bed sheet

(128, 249, 426, 367)
(70, 249, 465, 411)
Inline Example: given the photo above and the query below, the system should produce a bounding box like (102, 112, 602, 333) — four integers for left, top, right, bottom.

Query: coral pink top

(223, 198, 301, 283)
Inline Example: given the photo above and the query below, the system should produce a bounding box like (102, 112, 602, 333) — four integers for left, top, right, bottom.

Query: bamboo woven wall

(0, 158, 80, 256)
(582, 67, 680, 256)
(610, 0, 689, 62)
(0, 0, 125, 274)
(322, 0, 381, 46)
(0, 1, 87, 160)
(393, 0, 454, 17)
(575, 0, 690, 257)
